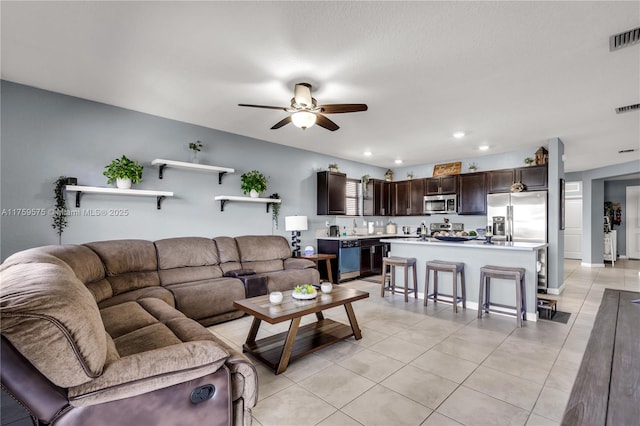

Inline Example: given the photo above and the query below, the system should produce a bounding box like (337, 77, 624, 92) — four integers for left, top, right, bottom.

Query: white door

(627, 186, 640, 259)
(564, 198, 583, 259)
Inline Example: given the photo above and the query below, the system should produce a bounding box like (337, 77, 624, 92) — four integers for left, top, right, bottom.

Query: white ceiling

(1, 1, 639, 173)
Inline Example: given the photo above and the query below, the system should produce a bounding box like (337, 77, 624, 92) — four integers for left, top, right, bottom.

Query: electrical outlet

(325, 221, 330, 227)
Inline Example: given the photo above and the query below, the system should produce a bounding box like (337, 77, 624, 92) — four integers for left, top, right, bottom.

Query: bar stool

(380, 257, 417, 302)
(424, 260, 466, 313)
(478, 265, 527, 327)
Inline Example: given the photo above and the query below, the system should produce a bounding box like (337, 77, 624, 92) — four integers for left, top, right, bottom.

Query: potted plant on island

(103, 155, 144, 189)
(524, 157, 534, 167)
(240, 170, 268, 197)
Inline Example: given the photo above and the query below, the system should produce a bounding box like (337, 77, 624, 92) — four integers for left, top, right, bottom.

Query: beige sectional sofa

(0, 235, 319, 426)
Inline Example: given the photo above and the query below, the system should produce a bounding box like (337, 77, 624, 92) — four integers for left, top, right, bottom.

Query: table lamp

(285, 215, 308, 257)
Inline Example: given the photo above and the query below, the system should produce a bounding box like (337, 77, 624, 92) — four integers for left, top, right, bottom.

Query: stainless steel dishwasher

(338, 239, 361, 281)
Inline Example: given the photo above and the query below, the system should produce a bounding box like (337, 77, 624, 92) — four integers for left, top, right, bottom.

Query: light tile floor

(209, 259, 639, 426)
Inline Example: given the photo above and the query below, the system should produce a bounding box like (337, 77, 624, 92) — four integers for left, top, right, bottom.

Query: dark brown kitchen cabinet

(363, 179, 391, 216)
(317, 171, 346, 215)
(426, 176, 457, 195)
(516, 165, 547, 190)
(393, 179, 425, 216)
(487, 169, 515, 193)
(488, 165, 547, 193)
(458, 172, 487, 215)
(360, 238, 390, 277)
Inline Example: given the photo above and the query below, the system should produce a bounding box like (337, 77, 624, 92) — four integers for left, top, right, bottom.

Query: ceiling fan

(238, 83, 368, 131)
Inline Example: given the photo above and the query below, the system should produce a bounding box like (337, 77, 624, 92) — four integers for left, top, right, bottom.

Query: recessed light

(478, 145, 489, 151)
(394, 159, 403, 164)
(364, 151, 372, 157)
(453, 131, 465, 139)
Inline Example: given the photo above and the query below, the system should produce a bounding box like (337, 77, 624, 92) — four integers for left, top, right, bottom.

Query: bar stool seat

(424, 260, 466, 313)
(478, 265, 527, 327)
(380, 256, 418, 302)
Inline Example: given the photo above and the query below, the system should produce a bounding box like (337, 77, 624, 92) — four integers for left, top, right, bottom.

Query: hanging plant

(269, 193, 281, 228)
(52, 176, 69, 243)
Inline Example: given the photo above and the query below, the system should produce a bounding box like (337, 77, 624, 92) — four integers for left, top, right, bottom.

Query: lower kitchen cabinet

(360, 238, 390, 277)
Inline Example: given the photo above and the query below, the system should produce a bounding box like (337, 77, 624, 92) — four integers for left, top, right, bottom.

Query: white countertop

(317, 233, 408, 241)
(382, 237, 547, 251)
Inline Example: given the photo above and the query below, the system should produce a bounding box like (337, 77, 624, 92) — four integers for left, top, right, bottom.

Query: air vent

(615, 103, 640, 114)
(610, 27, 640, 51)
(618, 149, 637, 154)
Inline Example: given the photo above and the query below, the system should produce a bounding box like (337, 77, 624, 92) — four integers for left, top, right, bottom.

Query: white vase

(189, 150, 199, 163)
(116, 178, 132, 189)
(249, 189, 259, 198)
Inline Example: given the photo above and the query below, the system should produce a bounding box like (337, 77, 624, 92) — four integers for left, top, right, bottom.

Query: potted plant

(188, 140, 204, 163)
(52, 176, 70, 243)
(361, 174, 370, 192)
(269, 193, 281, 227)
(328, 163, 339, 172)
(469, 162, 478, 172)
(240, 170, 268, 197)
(103, 155, 144, 189)
(524, 157, 534, 167)
(407, 172, 414, 180)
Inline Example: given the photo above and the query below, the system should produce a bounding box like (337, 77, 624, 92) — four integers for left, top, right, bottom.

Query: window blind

(346, 178, 361, 216)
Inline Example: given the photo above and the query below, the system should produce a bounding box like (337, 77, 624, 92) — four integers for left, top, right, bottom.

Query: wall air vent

(615, 103, 640, 114)
(618, 149, 637, 154)
(610, 27, 640, 51)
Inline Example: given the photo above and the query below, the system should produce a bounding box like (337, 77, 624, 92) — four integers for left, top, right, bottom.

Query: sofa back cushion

(0, 256, 107, 388)
(84, 240, 160, 296)
(235, 235, 290, 272)
(213, 236, 243, 273)
(155, 237, 223, 285)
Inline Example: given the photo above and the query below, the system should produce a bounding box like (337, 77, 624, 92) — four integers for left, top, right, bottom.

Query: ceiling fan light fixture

(294, 83, 313, 107)
(291, 111, 316, 130)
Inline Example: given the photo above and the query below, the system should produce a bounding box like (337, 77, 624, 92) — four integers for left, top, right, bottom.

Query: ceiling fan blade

(271, 116, 292, 129)
(238, 103, 288, 111)
(318, 104, 368, 114)
(316, 114, 339, 131)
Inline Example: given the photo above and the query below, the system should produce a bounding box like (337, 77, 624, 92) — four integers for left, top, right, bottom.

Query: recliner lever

(190, 384, 215, 404)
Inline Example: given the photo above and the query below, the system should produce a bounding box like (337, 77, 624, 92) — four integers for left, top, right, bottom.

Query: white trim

(546, 284, 565, 295)
(581, 262, 605, 268)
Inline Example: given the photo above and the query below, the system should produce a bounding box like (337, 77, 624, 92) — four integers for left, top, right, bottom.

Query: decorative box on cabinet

(317, 171, 346, 215)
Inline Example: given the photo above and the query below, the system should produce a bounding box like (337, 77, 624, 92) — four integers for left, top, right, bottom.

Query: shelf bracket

(219, 199, 227, 212)
(218, 171, 227, 185)
(266, 202, 272, 213)
(158, 164, 167, 179)
(156, 196, 166, 210)
(75, 191, 82, 208)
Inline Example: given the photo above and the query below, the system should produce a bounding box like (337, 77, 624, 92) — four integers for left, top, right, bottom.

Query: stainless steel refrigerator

(487, 191, 548, 290)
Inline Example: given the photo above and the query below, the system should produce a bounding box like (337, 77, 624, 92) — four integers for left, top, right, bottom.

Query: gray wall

(604, 179, 640, 257)
(0, 80, 384, 260)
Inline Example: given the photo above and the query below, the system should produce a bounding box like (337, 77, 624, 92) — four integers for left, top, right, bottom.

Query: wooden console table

(562, 289, 640, 425)
(299, 253, 336, 284)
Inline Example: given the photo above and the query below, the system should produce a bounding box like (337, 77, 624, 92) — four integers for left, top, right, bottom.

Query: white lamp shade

(285, 216, 308, 231)
(291, 111, 316, 129)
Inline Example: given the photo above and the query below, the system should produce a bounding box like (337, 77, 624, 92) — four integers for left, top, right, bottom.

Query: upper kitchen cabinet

(458, 172, 487, 215)
(393, 178, 425, 216)
(363, 178, 391, 216)
(487, 165, 547, 193)
(516, 165, 548, 190)
(317, 171, 346, 215)
(425, 176, 457, 195)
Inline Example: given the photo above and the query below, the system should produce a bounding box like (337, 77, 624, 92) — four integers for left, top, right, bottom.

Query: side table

(299, 253, 337, 284)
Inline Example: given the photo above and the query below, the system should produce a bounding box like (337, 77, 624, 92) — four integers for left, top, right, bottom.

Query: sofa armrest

(68, 341, 229, 407)
(284, 258, 315, 270)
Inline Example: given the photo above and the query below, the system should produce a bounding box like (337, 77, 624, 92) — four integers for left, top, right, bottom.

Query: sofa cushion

(155, 237, 224, 285)
(235, 235, 291, 261)
(214, 237, 243, 273)
(0, 260, 107, 388)
(165, 278, 245, 322)
(84, 240, 160, 296)
(97, 286, 175, 310)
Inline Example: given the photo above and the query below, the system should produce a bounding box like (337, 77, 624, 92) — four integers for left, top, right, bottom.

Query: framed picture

(433, 162, 461, 177)
(559, 178, 565, 230)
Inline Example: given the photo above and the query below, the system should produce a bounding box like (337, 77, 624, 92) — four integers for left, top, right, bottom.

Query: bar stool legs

(478, 265, 526, 327)
(424, 261, 466, 313)
(380, 257, 418, 302)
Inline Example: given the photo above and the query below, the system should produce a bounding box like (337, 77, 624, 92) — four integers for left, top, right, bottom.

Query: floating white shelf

(65, 185, 174, 210)
(214, 195, 281, 212)
(151, 159, 235, 184)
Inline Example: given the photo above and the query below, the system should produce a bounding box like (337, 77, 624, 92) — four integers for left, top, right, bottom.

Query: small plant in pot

(188, 140, 204, 163)
(240, 170, 268, 197)
(103, 155, 144, 189)
(524, 157, 534, 167)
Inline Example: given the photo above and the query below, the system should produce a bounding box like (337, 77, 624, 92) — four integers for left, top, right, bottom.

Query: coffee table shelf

(243, 319, 354, 370)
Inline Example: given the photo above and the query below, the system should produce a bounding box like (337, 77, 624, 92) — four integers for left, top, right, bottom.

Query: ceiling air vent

(610, 27, 640, 51)
(615, 103, 640, 114)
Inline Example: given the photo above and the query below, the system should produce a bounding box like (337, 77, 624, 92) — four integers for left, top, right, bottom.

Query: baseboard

(581, 262, 605, 268)
(546, 284, 565, 295)
(461, 301, 538, 322)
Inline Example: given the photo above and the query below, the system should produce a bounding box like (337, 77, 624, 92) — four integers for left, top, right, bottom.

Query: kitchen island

(381, 237, 547, 321)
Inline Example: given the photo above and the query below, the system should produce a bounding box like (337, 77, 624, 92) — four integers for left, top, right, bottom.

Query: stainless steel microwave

(424, 194, 457, 214)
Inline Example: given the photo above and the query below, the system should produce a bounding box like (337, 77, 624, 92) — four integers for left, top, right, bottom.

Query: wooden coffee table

(233, 287, 369, 374)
